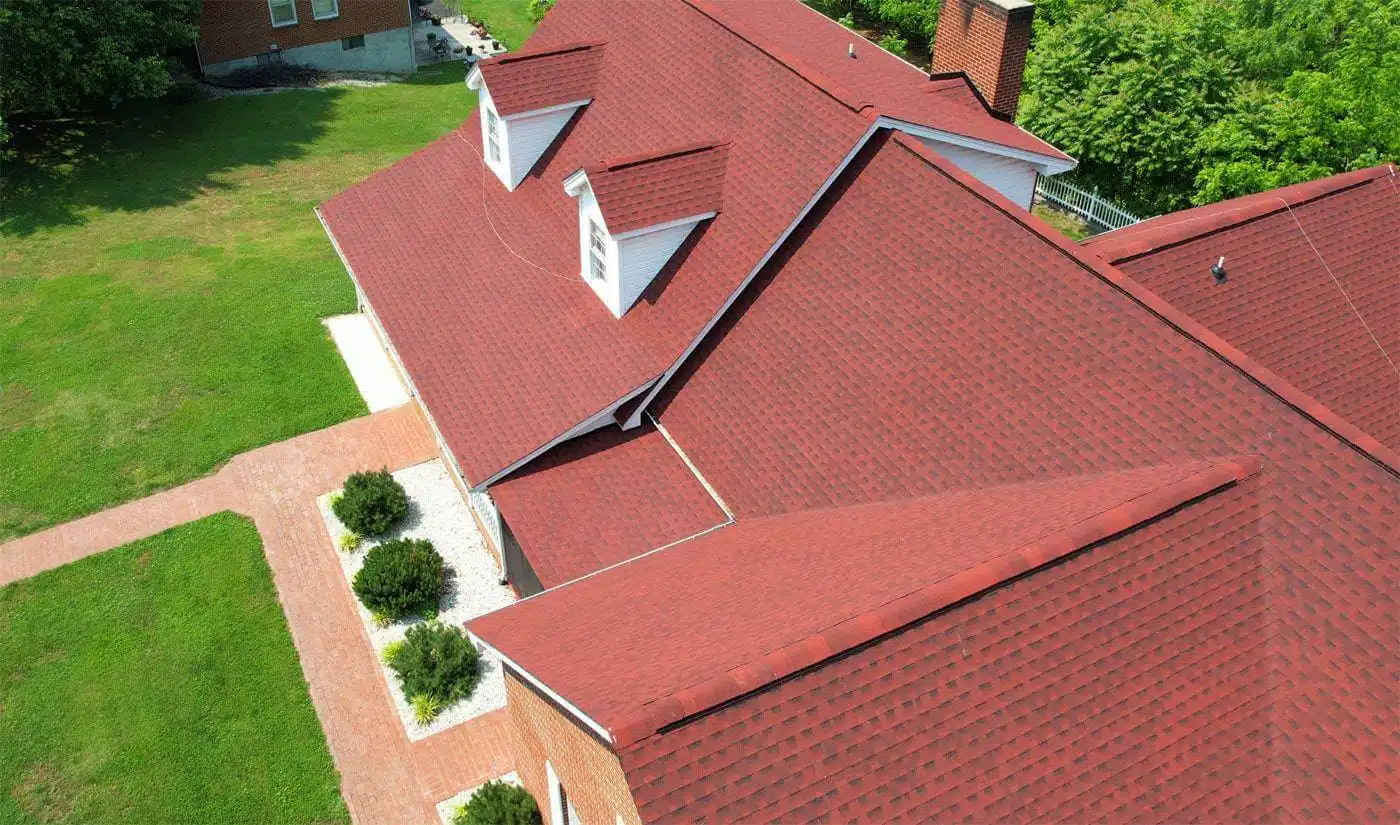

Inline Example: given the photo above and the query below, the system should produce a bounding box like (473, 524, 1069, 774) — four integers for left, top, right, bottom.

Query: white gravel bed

(436, 771, 521, 825)
(317, 460, 517, 740)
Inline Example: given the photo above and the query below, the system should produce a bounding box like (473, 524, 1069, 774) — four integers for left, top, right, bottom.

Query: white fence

(1035, 176, 1142, 232)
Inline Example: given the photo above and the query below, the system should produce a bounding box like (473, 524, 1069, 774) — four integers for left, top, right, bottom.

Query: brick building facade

(197, 0, 414, 76)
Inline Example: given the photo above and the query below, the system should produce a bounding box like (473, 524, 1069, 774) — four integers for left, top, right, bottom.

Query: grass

(462, 0, 537, 48)
(0, 513, 348, 824)
(0, 65, 474, 540)
(1032, 202, 1092, 241)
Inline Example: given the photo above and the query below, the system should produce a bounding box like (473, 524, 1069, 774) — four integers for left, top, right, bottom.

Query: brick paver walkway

(0, 404, 514, 825)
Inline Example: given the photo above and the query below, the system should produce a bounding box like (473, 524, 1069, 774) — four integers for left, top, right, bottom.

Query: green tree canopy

(0, 0, 200, 138)
(1019, 0, 1399, 213)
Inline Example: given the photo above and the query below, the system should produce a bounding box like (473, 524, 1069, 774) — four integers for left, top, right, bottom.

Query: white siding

(616, 223, 695, 312)
(915, 137, 1039, 209)
(477, 85, 580, 191)
(504, 105, 578, 189)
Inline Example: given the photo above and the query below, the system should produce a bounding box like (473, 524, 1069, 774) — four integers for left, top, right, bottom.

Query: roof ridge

(609, 458, 1262, 748)
(588, 140, 732, 174)
(490, 39, 606, 64)
(1084, 165, 1396, 263)
(679, 0, 878, 117)
(884, 132, 1400, 476)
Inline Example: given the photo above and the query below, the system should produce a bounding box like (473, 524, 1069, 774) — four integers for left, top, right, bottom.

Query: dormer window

(563, 142, 729, 317)
(465, 43, 605, 191)
(588, 220, 609, 282)
(486, 108, 502, 163)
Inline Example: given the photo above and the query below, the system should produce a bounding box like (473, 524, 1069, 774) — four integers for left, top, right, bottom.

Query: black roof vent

(1211, 256, 1228, 284)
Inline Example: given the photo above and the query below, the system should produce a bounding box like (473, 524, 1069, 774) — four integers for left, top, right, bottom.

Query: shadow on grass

(0, 87, 347, 237)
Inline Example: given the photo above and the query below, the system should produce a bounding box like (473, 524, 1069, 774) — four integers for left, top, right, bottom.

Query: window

(342, 34, 364, 50)
(588, 220, 608, 281)
(486, 108, 502, 163)
(268, 0, 297, 26)
(312, 0, 339, 19)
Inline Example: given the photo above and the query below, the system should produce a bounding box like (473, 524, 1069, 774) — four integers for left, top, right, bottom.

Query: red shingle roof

(1085, 166, 1400, 452)
(623, 472, 1287, 823)
(471, 458, 1256, 746)
(472, 41, 605, 117)
(320, 0, 874, 484)
(581, 142, 730, 235)
(477, 132, 1397, 823)
(488, 424, 727, 589)
(700, 0, 1072, 162)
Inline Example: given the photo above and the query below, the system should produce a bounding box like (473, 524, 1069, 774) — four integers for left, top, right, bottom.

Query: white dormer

(465, 43, 605, 190)
(562, 142, 729, 318)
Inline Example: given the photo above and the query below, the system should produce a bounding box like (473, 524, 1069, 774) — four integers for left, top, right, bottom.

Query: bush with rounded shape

(453, 781, 540, 825)
(352, 538, 445, 620)
(332, 469, 408, 537)
(387, 621, 480, 705)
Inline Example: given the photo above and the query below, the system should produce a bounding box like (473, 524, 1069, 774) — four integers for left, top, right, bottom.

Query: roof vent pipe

(848, 42, 856, 58)
(1211, 256, 1228, 283)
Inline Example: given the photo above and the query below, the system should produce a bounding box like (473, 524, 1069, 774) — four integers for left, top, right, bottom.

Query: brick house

(319, 0, 1399, 821)
(196, 0, 414, 77)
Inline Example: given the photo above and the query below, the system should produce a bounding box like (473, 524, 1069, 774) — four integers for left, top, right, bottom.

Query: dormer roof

(565, 141, 730, 235)
(470, 41, 605, 116)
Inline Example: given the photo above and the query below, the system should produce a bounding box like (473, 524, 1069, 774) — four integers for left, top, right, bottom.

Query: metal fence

(1035, 175, 1142, 232)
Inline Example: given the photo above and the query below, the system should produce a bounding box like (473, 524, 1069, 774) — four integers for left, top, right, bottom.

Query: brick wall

(930, 0, 1034, 120)
(504, 670, 643, 825)
(198, 0, 410, 65)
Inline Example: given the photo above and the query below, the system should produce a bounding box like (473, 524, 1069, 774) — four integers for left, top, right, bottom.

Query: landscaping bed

(317, 460, 516, 739)
(436, 771, 524, 825)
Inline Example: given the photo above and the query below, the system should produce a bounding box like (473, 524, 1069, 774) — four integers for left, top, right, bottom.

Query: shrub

(352, 539, 445, 620)
(878, 32, 908, 57)
(332, 469, 408, 537)
(412, 693, 443, 725)
(380, 639, 405, 666)
(387, 622, 480, 705)
(525, 0, 554, 24)
(453, 781, 541, 825)
(339, 532, 363, 553)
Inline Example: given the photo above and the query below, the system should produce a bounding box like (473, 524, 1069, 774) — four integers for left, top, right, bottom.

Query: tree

(1193, 0, 1400, 202)
(1018, 0, 1238, 214)
(0, 0, 200, 138)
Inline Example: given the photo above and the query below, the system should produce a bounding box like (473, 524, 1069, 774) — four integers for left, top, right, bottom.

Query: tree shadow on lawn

(0, 87, 346, 237)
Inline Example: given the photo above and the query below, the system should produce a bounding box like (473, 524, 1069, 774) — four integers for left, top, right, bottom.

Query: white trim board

(878, 116, 1077, 175)
(470, 635, 615, 744)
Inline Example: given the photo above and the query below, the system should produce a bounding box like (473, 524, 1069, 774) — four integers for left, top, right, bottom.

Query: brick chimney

(931, 0, 1035, 121)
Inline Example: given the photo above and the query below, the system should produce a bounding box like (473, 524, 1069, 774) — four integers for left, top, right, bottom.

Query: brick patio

(0, 404, 514, 825)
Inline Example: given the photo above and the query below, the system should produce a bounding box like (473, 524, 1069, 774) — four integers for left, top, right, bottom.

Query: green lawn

(464, 0, 537, 48)
(0, 65, 475, 540)
(0, 514, 347, 824)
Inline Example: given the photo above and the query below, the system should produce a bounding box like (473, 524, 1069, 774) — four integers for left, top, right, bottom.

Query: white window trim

(587, 220, 608, 282)
(268, 0, 298, 27)
(486, 108, 502, 164)
(311, 0, 340, 20)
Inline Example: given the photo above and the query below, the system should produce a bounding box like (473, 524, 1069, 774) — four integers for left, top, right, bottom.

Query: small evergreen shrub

(525, 0, 554, 24)
(352, 538, 445, 620)
(453, 781, 541, 825)
(332, 469, 408, 537)
(387, 622, 480, 705)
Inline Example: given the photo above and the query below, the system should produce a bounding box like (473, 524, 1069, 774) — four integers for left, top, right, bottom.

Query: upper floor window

(268, 0, 297, 26)
(486, 108, 502, 163)
(588, 220, 608, 281)
(312, 0, 340, 20)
